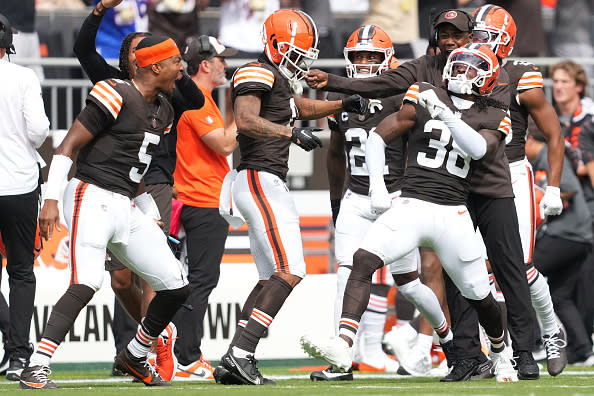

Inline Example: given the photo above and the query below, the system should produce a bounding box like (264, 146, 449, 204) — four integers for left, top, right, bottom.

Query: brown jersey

(75, 79, 174, 199)
(231, 56, 297, 180)
(401, 82, 510, 205)
(503, 61, 544, 162)
(327, 92, 406, 195)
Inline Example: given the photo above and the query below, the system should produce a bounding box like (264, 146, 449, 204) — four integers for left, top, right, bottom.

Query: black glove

(331, 199, 341, 226)
(342, 94, 369, 115)
(291, 127, 323, 151)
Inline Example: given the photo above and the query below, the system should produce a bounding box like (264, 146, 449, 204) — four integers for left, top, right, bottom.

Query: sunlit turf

(1, 362, 593, 395)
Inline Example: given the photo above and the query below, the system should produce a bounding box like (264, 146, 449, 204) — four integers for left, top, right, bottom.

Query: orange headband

(135, 38, 180, 68)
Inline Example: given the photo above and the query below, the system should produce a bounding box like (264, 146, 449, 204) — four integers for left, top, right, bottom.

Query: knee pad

(352, 249, 383, 281)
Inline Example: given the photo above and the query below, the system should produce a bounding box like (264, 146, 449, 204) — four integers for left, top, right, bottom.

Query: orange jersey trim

(247, 169, 289, 274)
(70, 181, 89, 285)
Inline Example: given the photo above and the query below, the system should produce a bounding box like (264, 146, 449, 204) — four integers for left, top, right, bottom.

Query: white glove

(369, 180, 392, 215)
(417, 89, 450, 119)
(368, 99, 383, 114)
(540, 185, 563, 218)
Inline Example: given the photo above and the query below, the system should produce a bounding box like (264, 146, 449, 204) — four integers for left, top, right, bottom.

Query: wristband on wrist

(44, 155, 73, 201)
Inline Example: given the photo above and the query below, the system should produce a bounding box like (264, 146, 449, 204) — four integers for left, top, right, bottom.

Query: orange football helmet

(344, 25, 395, 78)
(471, 5, 516, 59)
(443, 43, 500, 96)
(262, 9, 319, 81)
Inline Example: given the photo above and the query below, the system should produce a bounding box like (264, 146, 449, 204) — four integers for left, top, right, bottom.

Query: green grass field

(2, 362, 594, 395)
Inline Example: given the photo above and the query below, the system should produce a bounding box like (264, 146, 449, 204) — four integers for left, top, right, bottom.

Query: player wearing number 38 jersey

(301, 44, 520, 383)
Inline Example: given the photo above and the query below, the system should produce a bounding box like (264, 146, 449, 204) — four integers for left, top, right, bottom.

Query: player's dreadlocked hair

(119, 32, 152, 79)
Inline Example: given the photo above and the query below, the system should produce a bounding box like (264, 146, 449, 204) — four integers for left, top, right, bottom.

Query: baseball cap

(434, 10, 473, 33)
(183, 35, 238, 68)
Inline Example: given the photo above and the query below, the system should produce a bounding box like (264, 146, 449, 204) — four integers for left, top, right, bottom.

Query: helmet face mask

(443, 44, 499, 96)
(276, 40, 319, 81)
(262, 9, 319, 83)
(471, 5, 516, 59)
(344, 25, 394, 79)
(472, 25, 511, 57)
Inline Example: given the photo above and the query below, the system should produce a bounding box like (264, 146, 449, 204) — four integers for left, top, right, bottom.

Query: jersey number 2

(345, 127, 388, 176)
(417, 120, 470, 178)
(129, 132, 161, 183)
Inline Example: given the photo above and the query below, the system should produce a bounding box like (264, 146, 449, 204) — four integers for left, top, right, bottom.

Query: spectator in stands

(284, 0, 340, 59)
(526, 130, 594, 366)
(172, 35, 238, 381)
(0, 0, 44, 80)
(218, 0, 279, 58)
(550, 59, 594, 363)
(73, 0, 205, 380)
(94, 0, 148, 59)
(0, 13, 50, 381)
(364, 0, 426, 59)
(549, 0, 594, 79)
(490, 0, 546, 56)
(148, 0, 210, 49)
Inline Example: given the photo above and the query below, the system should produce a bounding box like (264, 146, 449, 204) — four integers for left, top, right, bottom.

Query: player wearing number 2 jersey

(21, 36, 189, 389)
(311, 25, 408, 381)
(302, 44, 519, 383)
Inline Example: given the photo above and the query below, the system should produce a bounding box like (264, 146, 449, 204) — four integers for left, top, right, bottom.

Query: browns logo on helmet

(343, 25, 395, 79)
(442, 43, 500, 96)
(471, 5, 516, 59)
(261, 9, 319, 83)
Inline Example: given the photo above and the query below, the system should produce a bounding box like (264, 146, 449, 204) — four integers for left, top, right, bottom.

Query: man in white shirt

(0, 13, 50, 381)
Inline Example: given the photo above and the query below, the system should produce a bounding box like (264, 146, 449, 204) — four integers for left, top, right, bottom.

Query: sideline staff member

(0, 13, 50, 381)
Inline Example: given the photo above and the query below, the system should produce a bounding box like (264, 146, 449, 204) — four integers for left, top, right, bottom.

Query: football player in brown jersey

(20, 36, 189, 389)
(74, 0, 206, 381)
(302, 43, 519, 383)
(310, 25, 407, 381)
(303, 8, 541, 382)
(213, 9, 368, 386)
(471, 4, 567, 377)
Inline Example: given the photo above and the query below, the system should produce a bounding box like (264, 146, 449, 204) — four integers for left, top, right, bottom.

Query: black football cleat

(114, 348, 170, 386)
(221, 350, 275, 385)
(310, 366, 353, 381)
(440, 358, 479, 382)
(213, 365, 245, 385)
(514, 351, 540, 380)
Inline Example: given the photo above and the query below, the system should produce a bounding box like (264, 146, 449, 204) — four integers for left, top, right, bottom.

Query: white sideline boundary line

(2, 370, 594, 384)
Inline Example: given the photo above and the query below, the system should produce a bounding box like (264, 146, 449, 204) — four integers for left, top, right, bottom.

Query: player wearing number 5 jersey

(302, 44, 518, 383)
(20, 36, 189, 389)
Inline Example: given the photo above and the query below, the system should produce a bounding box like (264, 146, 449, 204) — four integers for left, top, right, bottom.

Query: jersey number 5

(129, 132, 161, 183)
(417, 120, 470, 178)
